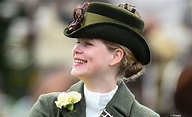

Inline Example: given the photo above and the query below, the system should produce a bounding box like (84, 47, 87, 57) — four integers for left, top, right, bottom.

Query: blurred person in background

(174, 0, 192, 115)
(29, 1, 159, 117)
(174, 46, 192, 115)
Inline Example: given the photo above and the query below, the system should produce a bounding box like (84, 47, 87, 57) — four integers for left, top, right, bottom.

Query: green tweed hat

(64, 2, 150, 65)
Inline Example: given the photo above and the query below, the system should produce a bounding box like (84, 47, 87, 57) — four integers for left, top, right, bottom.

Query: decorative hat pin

(67, 2, 89, 32)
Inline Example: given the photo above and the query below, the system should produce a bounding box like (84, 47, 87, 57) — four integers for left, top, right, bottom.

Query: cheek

(90, 52, 112, 68)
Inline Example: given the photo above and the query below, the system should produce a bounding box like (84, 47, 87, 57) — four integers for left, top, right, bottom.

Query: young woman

(29, 2, 159, 117)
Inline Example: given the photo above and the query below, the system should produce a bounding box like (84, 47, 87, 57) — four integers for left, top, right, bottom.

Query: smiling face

(71, 38, 118, 80)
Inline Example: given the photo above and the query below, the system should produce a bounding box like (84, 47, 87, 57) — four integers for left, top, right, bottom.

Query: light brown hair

(102, 40, 145, 81)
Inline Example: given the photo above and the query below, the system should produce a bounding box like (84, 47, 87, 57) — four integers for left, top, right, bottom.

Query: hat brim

(64, 23, 150, 65)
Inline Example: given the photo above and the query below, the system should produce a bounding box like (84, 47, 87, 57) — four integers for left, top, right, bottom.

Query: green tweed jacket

(29, 80, 160, 117)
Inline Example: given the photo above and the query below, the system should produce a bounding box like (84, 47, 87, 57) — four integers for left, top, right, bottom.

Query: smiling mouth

(74, 59, 87, 64)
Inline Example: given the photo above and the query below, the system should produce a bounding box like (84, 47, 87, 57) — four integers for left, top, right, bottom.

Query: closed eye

(85, 42, 93, 46)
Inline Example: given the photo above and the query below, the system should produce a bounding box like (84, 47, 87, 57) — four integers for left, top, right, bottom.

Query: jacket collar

(104, 80, 135, 117)
(59, 80, 135, 117)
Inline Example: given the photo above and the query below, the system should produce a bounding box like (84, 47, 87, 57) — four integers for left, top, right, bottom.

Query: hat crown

(86, 2, 144, 34)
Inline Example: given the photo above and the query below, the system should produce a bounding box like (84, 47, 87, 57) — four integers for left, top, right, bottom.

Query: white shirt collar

(84, 85, 118, 117)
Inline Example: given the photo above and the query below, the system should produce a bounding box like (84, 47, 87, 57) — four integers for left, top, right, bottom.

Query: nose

(72, 43, 83, 55)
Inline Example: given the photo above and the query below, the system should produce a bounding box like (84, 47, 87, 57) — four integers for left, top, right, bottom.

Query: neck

(80, 75, 117, 93)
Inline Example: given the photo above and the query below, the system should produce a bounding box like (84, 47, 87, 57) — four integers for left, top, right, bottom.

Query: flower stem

(67, 104, 74, 112)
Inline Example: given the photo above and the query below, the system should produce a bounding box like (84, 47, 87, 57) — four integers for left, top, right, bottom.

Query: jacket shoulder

(29, 92, 60, 117)
(67, 80, 84, 92)
(131, 100, 160, 117)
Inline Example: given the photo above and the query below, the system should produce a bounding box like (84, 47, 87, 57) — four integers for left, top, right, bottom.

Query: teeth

(74, 59, 86, 63)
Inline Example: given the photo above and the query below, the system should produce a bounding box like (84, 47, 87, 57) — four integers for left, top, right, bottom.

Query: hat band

(81, 12, 142, 34)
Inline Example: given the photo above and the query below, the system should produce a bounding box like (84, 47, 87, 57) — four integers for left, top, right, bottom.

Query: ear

(109, 48, 124, 66)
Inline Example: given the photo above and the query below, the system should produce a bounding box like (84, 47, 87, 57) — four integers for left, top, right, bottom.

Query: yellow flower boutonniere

(55, 91, 82, 112)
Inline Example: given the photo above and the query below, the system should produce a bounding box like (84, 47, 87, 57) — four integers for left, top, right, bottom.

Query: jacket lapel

(101, 80, 135, 117)
(59, 81, 86, 117)
(59, 80, 135, 117)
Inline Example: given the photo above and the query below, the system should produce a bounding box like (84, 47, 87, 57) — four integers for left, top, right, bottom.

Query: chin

(71, 69, 83, 78)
